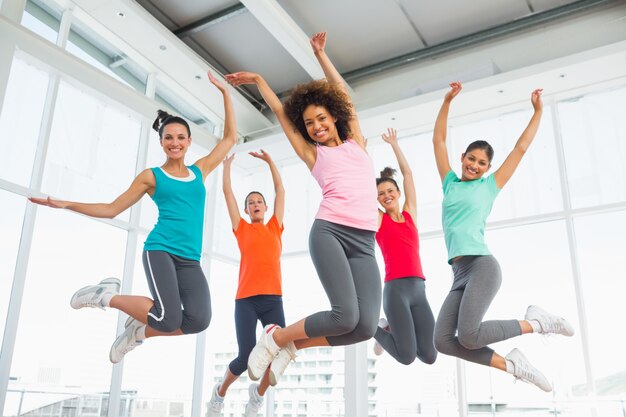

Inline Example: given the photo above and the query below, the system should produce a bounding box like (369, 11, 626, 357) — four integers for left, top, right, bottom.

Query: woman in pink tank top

(372, 128, 437, 366)
(226, 32, 381, 386)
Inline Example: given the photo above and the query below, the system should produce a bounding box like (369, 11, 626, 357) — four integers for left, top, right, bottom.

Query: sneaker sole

(69, 278, 121, 309)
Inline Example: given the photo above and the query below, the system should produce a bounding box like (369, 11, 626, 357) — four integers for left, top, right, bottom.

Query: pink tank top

(376, 211, 425, 282)
(311, 139, 378, 231)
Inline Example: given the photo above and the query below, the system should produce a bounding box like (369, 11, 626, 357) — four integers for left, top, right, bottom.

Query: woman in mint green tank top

(29, 72, 237, 363)
(431, 81, 575, 392)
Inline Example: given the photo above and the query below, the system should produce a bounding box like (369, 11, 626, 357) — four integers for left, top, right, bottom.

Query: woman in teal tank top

(432, 81, 575, 392)
(28, 72, 237, 363)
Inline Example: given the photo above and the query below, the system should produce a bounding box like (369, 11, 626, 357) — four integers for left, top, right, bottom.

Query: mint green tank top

(144, 165, 206, 261)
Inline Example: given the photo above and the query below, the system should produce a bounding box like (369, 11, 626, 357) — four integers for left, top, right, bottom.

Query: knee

(458, 332, 482, 350)
(183, 311, 211, 334)
(333, 307, 360, 335)
(421, 350, 438, 365)
(397, 354, 416, 366)
(434, 332, 453, 356)
(349, 319, 378, 343)
(156, 315, 183, 333)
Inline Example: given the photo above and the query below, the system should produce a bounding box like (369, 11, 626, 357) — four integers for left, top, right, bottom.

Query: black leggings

(143, 250, 211, 334)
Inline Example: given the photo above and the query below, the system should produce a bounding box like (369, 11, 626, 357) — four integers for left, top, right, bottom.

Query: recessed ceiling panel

(278, 0, 426, 72)
(134, 0, 240, 28)
(530, 0, 580, 13)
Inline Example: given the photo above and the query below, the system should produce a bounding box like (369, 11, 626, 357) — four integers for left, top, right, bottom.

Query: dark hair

(152, 110, 191, 138)
(283, 80, 353, 144)
(464, 140, 494, 162)
(376, 167, 399, 190)
(244, 191, 266, 208)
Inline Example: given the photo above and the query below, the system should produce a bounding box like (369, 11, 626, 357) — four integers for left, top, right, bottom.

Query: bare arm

(226, 72, 316, 170)
(433, 81, 462, 182)
(221, 154, 241, 231)
(310, 32, 365, 149)
(494, 89, 543, 189)
(28, 169, 154, 218)
(194, 72, 238, 180)
(250, 149, 285, 227)
(382, 128, 416, 219)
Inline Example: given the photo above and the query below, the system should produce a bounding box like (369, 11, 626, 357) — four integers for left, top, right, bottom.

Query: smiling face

(160, 123, 191, 160)
(377, 181, 401, 212)
(302, 104, 340, 146)
(460, 148, 491, 181)
(244, 192, 268, 223)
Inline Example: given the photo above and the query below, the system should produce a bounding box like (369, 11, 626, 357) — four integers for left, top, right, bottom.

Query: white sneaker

(70, 277, 120, 310)
(206, 383, 224, 417)
(244, 383, 264, 417)
(373, 317, 389, 356)
(109, 316, 143, 364)
(270, 341, 297, 386)
(505, 348, 552, 392)
(247, 324, 281, 381)
(525, 305, 575, 336)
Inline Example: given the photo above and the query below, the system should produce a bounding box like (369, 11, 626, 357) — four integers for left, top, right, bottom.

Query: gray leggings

(434, 255, 521, 366)
(375, 278, 437, 365)
(304, 219, 381, 346)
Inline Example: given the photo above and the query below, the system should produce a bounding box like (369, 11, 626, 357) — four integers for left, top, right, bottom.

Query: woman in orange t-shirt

(208, 149, 285, 417)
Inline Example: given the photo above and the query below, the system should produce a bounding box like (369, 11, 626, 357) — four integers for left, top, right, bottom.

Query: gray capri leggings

(434, 255, 521, 366)
(375, 278, 437, 365)
(304, 219, 381, 346)
(143, 250, 211, 334)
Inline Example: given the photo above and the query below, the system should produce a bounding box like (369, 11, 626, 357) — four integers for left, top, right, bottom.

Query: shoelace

(80, 300, 105, 310)
(208, 401, 223, 411)
(541, 318, 567, 334)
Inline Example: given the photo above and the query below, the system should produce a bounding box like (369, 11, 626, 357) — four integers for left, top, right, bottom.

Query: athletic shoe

(244, 383, 264, 417)
(247, 324, 281, 381)
(206, 383, 224, 417)
(373, 317, 389, 356)
(109, 316, 143, 364)
(269, 341, 297, 386)
(525, 305, 575, 336)
(505, 348, 552, 392)
(70, 277, 121, 310)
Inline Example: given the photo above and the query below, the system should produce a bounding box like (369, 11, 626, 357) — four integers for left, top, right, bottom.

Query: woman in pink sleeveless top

(373, 128, 437, 366)
(226, 32, 381, 386)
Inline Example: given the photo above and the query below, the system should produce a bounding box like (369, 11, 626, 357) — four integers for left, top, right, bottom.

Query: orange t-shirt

(234, 215, 283, 300)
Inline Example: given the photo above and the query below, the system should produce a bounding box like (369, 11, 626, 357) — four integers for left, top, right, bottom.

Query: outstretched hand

(531, 88, 543, 112)
(381, 128, 398, 145)
(249, 149, 272, 164)
(225, 72, 260, 87)
(208, 71, 228, 93)
(223, 153, 235, 166)
(310, 32, 326, 53)
(28, 196, 66, 209)
(445, 81, 462, 102)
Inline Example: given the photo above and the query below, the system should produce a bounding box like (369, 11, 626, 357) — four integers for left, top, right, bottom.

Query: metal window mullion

(191, 167, 220, 417)
(107, 72, 156, 417)
(0, 6, 71, 412)
(344, 343, 368, 417)
(550, 98, 596, 396)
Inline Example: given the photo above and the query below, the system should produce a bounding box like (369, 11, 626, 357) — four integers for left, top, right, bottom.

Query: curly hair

(283, 80, 354, 144)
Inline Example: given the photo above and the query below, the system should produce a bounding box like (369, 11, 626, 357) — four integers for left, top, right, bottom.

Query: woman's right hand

(445, 81, 462, 102)
(381, 128, 398, 146)
(225, 72, 260, 87)
(310, 32, 326, 54)
(28, 196, 67, 209)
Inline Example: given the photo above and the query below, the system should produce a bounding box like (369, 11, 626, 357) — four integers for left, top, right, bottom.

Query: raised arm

(225, 72, 316, 170)
(310, 32, 365, 149)
(382, 128, 416, 219)
(194, 71, 238, 180)
(28, 169, 154, 218)
(249, 149, 285, 227)
(222, 154, 241, 231)
(494, 88, 543, 189)
(433, 81, 462, 182)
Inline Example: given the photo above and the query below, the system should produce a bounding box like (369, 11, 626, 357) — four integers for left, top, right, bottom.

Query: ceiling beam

(173, 3, 246, 38)
(239, 0, 325, 81)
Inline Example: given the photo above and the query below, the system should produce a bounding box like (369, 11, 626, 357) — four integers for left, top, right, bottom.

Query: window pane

(0, 55, 48, 187)
(559, 87, 626, 209)
(9, 209, 127, 399)
(450, 106, 563, 221)
(0, 191, 27, 350)
(21, 9, 58, 43)
(574, 210, 626, 392)
(42, 80, 142, 223)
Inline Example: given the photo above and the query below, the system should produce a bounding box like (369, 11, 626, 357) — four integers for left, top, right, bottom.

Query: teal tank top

(442, 170, 500, 264)
(144, 165, 206, 261)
